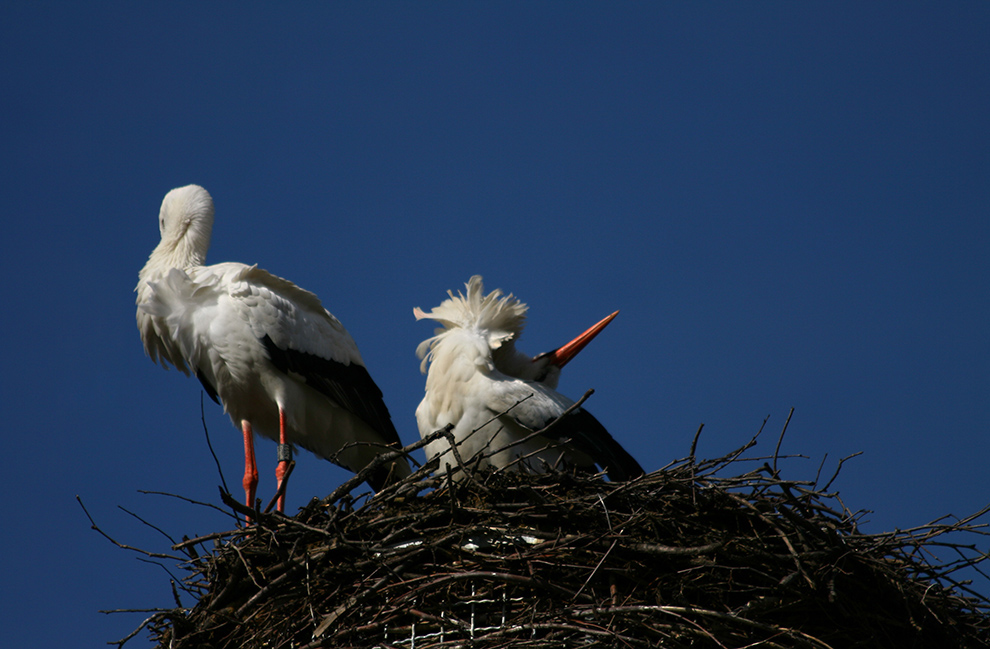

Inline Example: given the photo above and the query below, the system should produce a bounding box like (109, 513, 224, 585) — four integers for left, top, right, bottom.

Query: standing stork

(136, 184, 409, 514)
(414, 275, 643, 481)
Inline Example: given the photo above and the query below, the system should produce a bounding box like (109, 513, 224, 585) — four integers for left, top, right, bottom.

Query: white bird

(414, 275, 643, 481)
(136, 184, 410, 514)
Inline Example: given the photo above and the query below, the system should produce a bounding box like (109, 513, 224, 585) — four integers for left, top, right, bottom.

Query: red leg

(275, 408, 290, 513)
(242, 420, 259, 521)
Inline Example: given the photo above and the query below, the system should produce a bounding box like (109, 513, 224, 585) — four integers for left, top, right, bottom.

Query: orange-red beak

(537, 310, 619, 368)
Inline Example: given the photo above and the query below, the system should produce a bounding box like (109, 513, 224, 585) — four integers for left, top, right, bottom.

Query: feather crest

(414, 275, 528, 372)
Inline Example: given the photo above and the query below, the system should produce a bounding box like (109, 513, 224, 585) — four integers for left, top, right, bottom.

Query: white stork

(413, 275, 643, 481)
(136, 184, 409, 514)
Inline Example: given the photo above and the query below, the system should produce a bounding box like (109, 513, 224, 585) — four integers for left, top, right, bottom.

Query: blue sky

(2, 3, 988, 646)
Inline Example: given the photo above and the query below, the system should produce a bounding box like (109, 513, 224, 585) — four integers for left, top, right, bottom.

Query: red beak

(538, 310, 619, 368)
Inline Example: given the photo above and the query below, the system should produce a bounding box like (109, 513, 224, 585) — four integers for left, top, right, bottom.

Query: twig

(137, 489, 239, 519)
(482, 390, 596, 465)
(822, 451, 863, 492)
(573, 538, 618, 601)
(689, 422, 705, 460)
(201, 392, 230, 496)
(76, 496, 184, 561)
(172, 529, 246, 552)
(772, 407, 795, 474)
(106, 611, 170, 648)
(629, 539, 727, 555)
(321, 425, 455, 508)
(117, 505, 178, 546)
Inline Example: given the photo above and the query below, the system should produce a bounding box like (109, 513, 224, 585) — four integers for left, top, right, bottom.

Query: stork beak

(537, 310, 619, 368)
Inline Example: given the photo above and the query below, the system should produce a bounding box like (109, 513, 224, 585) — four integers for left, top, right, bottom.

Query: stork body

(136, 185, 409, 514)
(414, 276, 643, 481)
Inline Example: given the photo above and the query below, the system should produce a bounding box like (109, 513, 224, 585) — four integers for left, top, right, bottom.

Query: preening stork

(136, 185, 410, 514)
(414, 275, 644, 481)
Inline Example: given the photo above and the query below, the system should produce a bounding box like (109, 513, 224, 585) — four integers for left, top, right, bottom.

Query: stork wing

(260, 334, 400, 446)
(136, 275, 191, 374)
(490, 380, 644, 481)
(196, 263, 401, 447)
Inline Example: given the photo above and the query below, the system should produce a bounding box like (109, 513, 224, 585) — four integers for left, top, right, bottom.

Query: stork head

(414, 276, 618, 387)
(156, 184, 214, 267)
(414, 275, 528, 373)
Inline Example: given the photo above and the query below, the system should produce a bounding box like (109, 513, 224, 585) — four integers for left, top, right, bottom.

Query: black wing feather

(261, 334, 401, 447)
(513, 407, 644, 482)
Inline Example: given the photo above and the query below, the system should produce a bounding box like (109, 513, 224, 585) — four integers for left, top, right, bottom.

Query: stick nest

(121, 430, 990, 649)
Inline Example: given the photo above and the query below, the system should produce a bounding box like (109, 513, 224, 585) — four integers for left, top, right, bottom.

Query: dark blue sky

(2, 4, 988, 646)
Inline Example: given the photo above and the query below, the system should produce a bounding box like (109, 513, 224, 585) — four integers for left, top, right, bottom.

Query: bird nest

(102, 425, 990, 649)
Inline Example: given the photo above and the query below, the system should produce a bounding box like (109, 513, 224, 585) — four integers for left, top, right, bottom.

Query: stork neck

(424, 329, 493, 392)
(155, 232, 208, 270)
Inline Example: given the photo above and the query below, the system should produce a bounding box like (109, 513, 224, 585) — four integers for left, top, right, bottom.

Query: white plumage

(136, 185, 409, 513)
(414, 275, 643, 481)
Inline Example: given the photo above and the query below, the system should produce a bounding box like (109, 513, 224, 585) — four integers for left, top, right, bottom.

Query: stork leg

(275, 408, 292, 513)
(241, 420, 259, 519)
